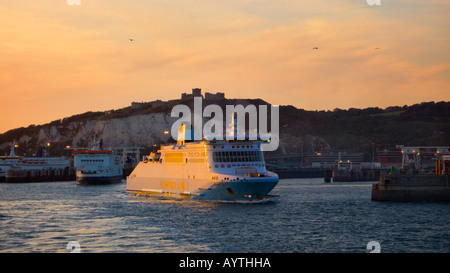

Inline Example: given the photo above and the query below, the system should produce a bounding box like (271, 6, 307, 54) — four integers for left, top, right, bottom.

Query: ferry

(127, 126, 279, 201)
(5, 148, 72, 182)
(0, 143, 22, 182)
(72, 139, 123, 185)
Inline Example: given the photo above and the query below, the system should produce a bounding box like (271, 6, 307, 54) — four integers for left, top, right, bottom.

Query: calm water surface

(0, 178, 448, 253)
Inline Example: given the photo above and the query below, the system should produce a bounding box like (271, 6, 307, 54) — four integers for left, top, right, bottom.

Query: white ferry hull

(128, 177, 278, 201)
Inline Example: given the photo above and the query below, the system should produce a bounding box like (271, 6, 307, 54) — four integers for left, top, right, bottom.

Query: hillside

(277, 101, 449, 157)
(0, 96, 448, 158)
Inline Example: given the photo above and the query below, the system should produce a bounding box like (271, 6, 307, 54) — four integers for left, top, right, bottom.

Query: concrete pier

(5, 167, 75, 182)
(332, 169, 381, 182)
(372, 174, 450, 202)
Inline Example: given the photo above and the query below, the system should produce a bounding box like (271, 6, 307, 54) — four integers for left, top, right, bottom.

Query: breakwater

(5, 167, 75, 182)
(372, 174, 450, 202)
(324, 169, 382, 182)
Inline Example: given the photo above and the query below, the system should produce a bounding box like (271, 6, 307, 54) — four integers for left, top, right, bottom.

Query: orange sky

(1, 0, 449, 134)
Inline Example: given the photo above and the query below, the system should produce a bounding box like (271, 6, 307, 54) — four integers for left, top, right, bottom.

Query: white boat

(5, 148, 72, 182)
(127, 126, 279, 201)
(0, 143, 22, 182)
(72, 139, 123, 185)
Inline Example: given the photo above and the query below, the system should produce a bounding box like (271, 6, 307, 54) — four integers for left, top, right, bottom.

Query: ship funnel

(177, 124, 194, 146)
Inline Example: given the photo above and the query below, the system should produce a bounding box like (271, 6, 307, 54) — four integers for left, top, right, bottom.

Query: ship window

(213, 150, 263, 163)
(257, 151, 263, 161)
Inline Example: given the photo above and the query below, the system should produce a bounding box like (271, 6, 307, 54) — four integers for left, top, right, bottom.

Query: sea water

(0, 178, 448, 253)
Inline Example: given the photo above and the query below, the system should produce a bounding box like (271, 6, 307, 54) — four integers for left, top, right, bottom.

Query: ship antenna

(10, 140, 16, 156)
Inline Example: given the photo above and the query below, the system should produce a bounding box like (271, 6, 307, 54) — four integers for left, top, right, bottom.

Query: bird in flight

(312, 47, 319, 50)
(129, 38, 134, 42)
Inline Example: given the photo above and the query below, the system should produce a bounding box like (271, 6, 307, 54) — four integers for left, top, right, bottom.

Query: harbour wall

(329, 169, 381, 182)
(5, 167, 75, 183)
(372, 174, 450, 202)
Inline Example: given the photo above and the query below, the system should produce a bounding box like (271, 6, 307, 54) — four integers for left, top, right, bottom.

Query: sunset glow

(1, 0, 449, 133)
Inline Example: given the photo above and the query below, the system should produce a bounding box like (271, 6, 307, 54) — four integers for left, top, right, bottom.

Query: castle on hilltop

(132, 88, 226, 109)
(181, 88, 225, 101)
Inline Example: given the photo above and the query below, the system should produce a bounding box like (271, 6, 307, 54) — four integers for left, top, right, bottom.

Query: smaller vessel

(0, 143, 22, 182)
(5, 148, 72, 183)
(72, 139, 123, 185)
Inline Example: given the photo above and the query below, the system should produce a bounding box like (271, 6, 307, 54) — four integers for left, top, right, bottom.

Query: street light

(164, 130, 170, 145)
(46, 142, 51, 157)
